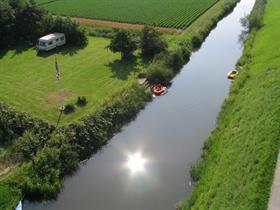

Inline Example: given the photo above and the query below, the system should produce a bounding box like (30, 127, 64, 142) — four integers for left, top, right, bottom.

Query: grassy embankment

(180, 0, 280, 209)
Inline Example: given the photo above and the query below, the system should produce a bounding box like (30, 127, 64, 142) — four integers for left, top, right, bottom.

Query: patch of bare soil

(47, 89, 73, 105)
(72, 17, 182, 34)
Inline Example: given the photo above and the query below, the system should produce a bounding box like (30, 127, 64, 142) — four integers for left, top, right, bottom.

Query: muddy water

(25, 1, 255, 209)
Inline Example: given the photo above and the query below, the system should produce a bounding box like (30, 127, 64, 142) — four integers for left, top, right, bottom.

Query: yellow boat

(227, 70, 238, 80)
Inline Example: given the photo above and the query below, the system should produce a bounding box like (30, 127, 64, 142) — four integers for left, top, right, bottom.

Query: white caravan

(36, 33, 66, 51)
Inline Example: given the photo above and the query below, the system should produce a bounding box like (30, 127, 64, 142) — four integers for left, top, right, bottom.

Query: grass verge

(180, 0, 280, 209)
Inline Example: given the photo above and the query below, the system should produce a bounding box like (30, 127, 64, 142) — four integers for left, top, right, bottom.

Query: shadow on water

(107, 56, 141, 80)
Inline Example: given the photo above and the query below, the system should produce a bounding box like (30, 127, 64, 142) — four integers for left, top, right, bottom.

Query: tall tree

(108, 30, 137, 59)
(140, 26, 167, 58)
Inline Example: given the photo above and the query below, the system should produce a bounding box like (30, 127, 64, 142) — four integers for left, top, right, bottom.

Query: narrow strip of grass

(180, 0, 280, 209)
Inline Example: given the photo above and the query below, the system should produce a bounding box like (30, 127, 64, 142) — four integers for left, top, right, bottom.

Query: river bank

(24, 0, 255, 209)
(180, 0, 280, 209)
(0, 0, 242, 209)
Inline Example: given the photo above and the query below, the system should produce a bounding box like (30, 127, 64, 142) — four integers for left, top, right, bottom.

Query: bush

(140, 26, 167, 58)
(0, 102, 54, 144)
(147, 62, 173, 85)
(46, 132, 79, 176)
(24, 147, 62, 200)
(64, 104, 75, 114)
(191, 35, 203, 49)
(76, 96, 87, 107)
(14, 131, 42, 160)
(45, 16, 88, 47)
(167, 47, 186, 72)
(190, 161, 203, 182)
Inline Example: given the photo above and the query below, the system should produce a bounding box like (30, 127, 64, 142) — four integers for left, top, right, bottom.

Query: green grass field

(181, 0, 280, 209)
(35, 0, 218, 29)
(0, 37, 144, 124)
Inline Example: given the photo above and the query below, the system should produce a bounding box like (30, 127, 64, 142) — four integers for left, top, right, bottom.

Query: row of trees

(0, 0, 87, 48)
(107, 26, 191, 85)
(108, 26, 167, 59)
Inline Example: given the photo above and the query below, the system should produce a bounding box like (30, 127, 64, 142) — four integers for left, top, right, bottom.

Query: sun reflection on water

(126, 152, 146, 174)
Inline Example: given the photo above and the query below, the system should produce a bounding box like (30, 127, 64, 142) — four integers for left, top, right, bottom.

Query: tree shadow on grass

(36, 45, 86, 58)
(107, 56, 141, 80)
(0, 44, 32, 59)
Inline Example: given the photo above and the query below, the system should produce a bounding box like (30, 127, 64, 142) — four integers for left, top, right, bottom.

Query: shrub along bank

(144, 0, 241, 85)
(0, 83, 151, 209)
(180, 0, 280, 209)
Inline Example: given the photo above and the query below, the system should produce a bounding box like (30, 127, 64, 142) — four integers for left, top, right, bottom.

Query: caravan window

(39, 41, 46, 47)
(60, 37, 65, 41)
(48, 41, 53, 45)
(56, 38, 59, 42)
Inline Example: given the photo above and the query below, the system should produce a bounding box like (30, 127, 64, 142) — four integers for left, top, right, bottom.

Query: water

(25, 1, 255, 209)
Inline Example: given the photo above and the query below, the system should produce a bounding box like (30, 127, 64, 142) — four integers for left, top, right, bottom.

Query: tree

(140, 26, 167, 58)
(108, 30, 137, 59)
(0, 0, 15, 46)
(24, 147, 62, 199)
(14, 130, 42, 160)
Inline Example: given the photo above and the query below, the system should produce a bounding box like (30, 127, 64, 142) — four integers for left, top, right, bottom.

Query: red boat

(151, 84, 167, 96)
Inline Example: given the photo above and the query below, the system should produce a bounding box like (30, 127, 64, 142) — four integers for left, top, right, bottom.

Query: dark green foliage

(167, 47, 189, 72)
(0, 102, 54, 144)
(0, 0, 87, 48)
(76, 96, 87, 107)
(190, 161, 203, 182)
(24, 147, 61, 200)
(64, 104, 75, 114)
(45, 17, 88, 46)
(191, 35, 203, 49)
(140, 26, 167, 58)
(147, 61, 173, 85)
(108, 30, 137, 59)
(46, 132, 79, 176)
(14, 131, 42, 160)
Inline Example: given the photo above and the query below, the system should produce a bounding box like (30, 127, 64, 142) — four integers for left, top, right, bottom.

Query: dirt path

(71, 17, 181, 34)
(268, 152, 280, 210)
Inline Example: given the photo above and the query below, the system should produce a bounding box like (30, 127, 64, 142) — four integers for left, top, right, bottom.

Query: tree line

(0, 0, 87, 48)
(107, 26, 191, 85)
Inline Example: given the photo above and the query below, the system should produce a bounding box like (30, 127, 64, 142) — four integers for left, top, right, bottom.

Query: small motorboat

(151, 84, 167, 96)
(227, 70, 238, 80)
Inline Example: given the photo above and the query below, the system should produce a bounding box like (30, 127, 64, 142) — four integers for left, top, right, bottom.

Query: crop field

(35, 0, 219, 29)
(0, 37, 143, 124)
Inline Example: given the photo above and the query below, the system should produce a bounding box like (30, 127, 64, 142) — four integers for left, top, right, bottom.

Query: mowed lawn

(0, 37, 142, 124)
(35, 0, 218, 29)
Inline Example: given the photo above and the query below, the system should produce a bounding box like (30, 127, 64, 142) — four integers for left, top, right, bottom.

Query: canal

(25, 0, 255, 209)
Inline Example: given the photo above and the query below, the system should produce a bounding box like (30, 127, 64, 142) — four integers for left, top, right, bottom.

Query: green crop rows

(35, 0, 219, 29)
